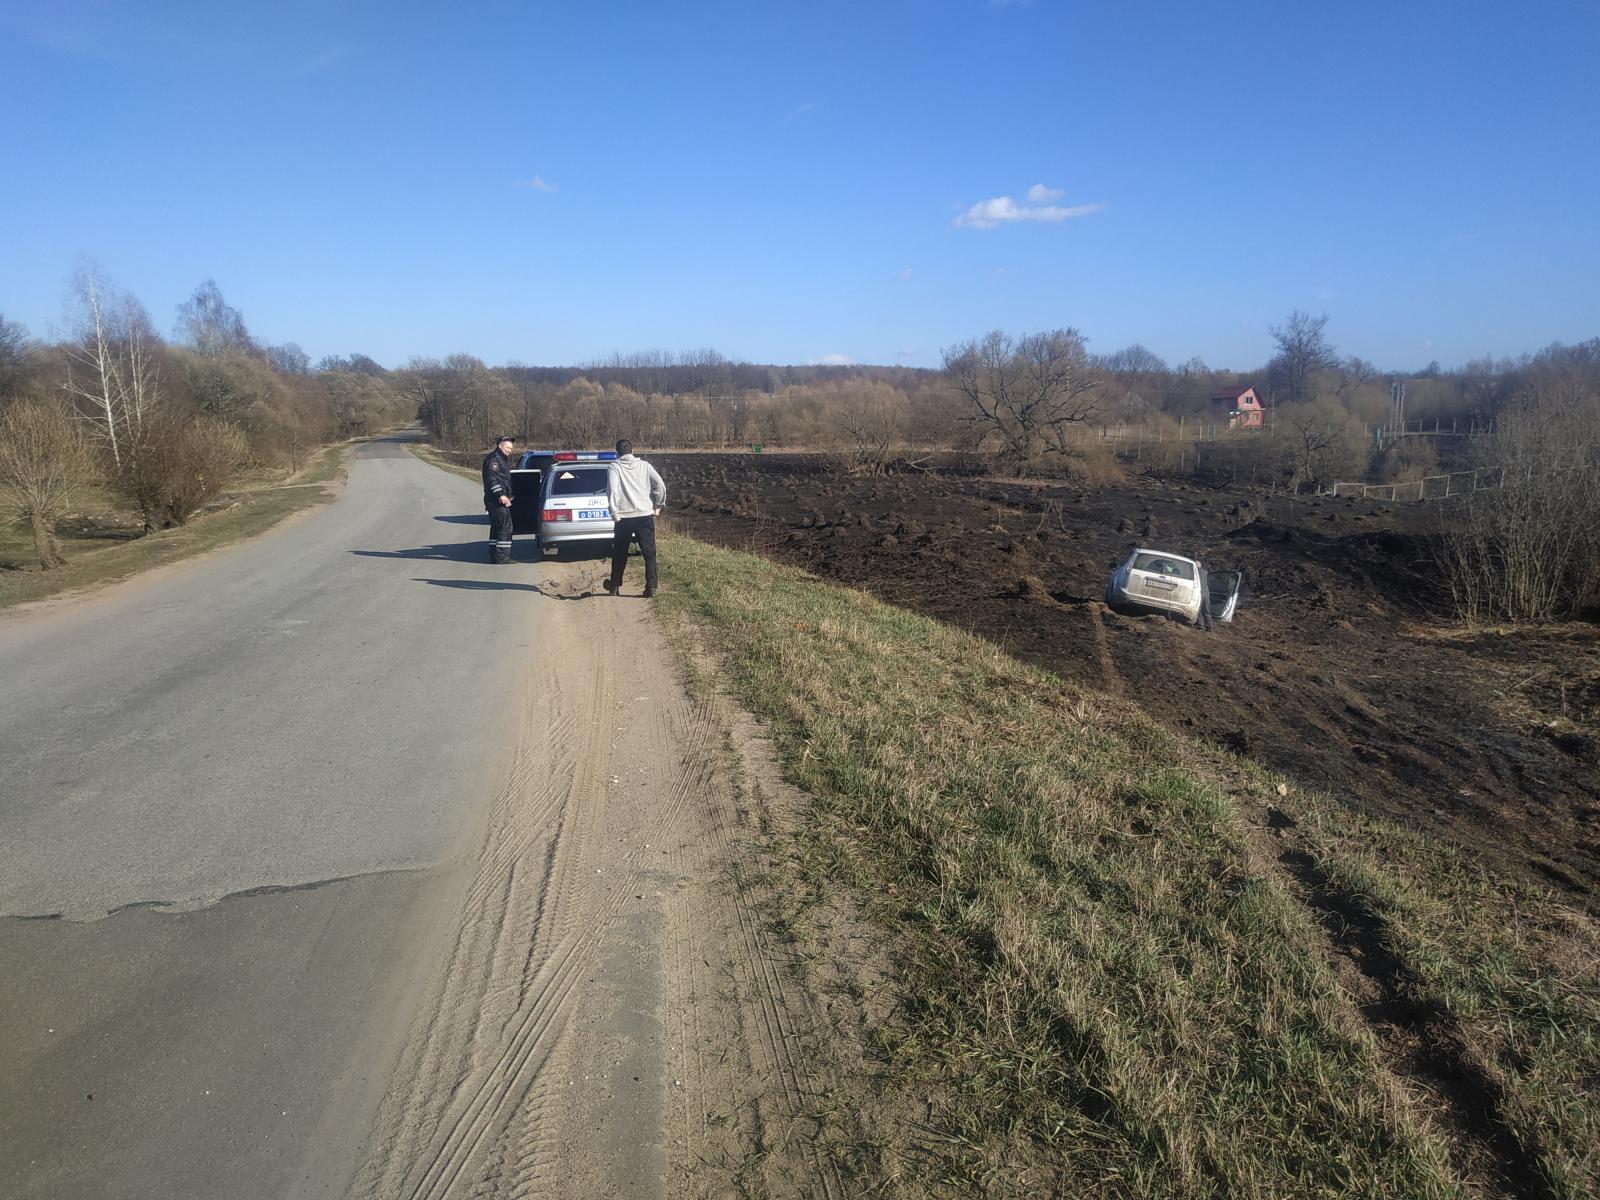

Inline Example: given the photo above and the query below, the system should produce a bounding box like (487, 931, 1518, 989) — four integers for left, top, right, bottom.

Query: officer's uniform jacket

(482, 449, 514, 507)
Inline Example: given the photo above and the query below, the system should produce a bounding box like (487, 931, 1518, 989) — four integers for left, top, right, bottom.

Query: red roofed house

(1211, 385, 1265, 430)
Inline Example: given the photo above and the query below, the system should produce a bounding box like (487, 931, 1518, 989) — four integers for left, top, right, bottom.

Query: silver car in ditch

(1106, 547, 1240, 626)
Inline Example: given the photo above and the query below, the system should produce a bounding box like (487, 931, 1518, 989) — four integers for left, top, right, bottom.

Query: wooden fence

(1327, 465, 1517, 503)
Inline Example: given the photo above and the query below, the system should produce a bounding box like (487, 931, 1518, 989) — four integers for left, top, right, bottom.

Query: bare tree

(944, 329, 1102, 472)
(175, 279, 254, 358)
(0, 397, 90, 568)
(0, 314, 33, 396)
(1279, 398, 1366, 489)
(316, 352, 385, 376)
(830, 382, 910, 475)
(268, 343, 311, 375)
(1268, 310, 1337, 404)
(61, 265, 164, 475)
(1101, 343, 1168, 375)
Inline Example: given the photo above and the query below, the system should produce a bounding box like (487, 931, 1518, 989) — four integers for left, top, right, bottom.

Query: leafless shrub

(742, 515, 789, 556)
(828, 381, 909, 475)
(1438, 385, 1600, 623)
(116, 412, 251, 529)
(1279, 398, 1367, 490)
(0, 397, 92, 567)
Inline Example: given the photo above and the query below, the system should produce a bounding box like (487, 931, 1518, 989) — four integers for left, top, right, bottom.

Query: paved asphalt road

(0, 437, 545, 1197)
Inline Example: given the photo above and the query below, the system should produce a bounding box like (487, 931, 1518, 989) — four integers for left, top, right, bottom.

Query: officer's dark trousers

(609, 515, 658, 593)
(487, 503, 514, 563)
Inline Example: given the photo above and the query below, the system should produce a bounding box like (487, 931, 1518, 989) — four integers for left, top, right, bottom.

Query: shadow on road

(414, 578, 546, 593)
(432, 515, 488, 525)
(352, 543, 506, 564)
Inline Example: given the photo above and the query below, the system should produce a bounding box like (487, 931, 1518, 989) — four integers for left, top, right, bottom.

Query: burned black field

(658, 451, 1600, 902)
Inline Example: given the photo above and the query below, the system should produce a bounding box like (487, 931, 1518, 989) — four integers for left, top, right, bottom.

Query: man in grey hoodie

(603, 439, 667, 597)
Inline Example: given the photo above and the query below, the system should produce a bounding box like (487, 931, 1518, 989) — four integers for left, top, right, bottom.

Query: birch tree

(61, 266, 167, 530)
(61, 266, 164, 470)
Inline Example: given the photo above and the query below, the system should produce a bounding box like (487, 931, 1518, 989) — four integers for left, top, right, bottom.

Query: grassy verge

(407, 441, 480, 482)
(0, 441, 349, 611)
(654, 534, 1600, 1198)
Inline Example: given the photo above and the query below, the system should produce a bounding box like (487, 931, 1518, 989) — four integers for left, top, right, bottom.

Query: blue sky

(3, 0, 1597, 372)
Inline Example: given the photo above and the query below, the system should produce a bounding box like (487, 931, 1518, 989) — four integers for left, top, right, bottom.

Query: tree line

(0, 267, 410, 568)
(5, 284, 1594, 620)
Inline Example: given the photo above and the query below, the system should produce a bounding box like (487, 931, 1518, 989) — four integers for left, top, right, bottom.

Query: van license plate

(578, 510, 609, 520)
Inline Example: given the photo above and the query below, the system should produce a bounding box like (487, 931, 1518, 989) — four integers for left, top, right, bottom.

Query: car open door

(1207, 570, 1242, 623)
(510, 453, 551, 536)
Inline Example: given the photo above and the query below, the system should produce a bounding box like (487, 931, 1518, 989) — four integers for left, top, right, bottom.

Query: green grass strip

(655, 534, 1598, 1198)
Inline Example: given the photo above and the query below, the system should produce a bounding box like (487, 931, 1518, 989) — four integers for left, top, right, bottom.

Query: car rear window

(548, 468, 609, 498)
(1132, 553, 1195, 580)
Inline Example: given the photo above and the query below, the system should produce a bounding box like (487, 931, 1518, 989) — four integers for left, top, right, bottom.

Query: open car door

(510, 453, 552, 536)
(1207, 570, 1242, 623)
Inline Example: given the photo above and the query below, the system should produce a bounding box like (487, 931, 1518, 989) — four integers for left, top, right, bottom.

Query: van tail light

(542, 509, 572, 522)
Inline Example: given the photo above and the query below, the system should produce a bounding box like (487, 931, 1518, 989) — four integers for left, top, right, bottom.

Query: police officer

(482, 434, 517, 564)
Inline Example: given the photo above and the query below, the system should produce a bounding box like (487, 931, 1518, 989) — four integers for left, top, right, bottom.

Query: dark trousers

(487, 502, 513, 563)
(609, 515, 657, 592)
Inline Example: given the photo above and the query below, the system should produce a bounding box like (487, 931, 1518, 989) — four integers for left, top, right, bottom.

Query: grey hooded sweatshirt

(608, 454, 667, 519)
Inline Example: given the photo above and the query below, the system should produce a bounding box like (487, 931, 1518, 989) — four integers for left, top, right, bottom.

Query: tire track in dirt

(661, 657, 851, 1199)
(399, 648, 619, 1200)
(348, 564, 758, 1200)
(1086, 603, 1126, 697)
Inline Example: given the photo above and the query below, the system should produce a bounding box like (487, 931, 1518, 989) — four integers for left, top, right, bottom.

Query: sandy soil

(656, 452, 1600, 904)
(345, 557, 887, 1199)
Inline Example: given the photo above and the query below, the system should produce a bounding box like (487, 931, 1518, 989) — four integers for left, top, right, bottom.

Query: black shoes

(602, 579, 618, 594)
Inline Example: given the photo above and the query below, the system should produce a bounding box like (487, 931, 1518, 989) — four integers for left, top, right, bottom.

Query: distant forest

(2, 266, 1596, 540)
(3, 268, 1595, 617)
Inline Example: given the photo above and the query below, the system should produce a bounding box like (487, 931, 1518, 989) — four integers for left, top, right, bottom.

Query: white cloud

(897, 267, 913, 282)
(895, 347, 916, 359)
(815, 353, 853, 366)
(954, 189, 1105, 230)
(513, 175, 556, 192)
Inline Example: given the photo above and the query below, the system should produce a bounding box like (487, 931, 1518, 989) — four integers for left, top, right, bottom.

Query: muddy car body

(1107, 547, 1240, 625)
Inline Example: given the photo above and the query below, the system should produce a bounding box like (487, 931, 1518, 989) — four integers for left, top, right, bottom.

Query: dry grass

(407, 441, 481, 482)
(654, 533, 1600, 1198)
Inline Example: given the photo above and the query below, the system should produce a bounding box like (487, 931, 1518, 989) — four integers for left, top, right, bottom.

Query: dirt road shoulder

(345, 555, 895, 1198)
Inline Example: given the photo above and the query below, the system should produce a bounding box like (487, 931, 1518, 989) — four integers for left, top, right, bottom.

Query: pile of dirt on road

(656, 452, 1600, 903)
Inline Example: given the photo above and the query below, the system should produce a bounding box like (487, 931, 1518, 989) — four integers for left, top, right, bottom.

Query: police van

(509, 450, 617, 558)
